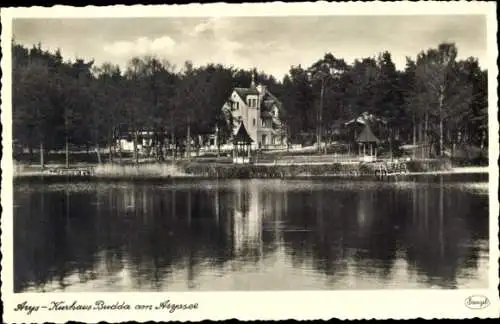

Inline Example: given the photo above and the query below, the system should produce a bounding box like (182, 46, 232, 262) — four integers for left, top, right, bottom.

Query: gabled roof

(262, 89, 282, 107)
(356, 124, 380, 143)
(234, 87, 259, 101)
(346, 111, 387, 127)
(233, 122, 253, 144)
(229, 85, 282, 116)
(263, 99, 276, 110)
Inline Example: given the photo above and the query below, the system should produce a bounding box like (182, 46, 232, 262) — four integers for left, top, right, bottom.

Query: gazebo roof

(356, 124, 380, 143)
(233, 122, 253, 144)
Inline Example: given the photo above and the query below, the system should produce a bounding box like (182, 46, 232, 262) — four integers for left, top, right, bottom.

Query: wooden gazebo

(356, 123, 380, 162)
(233, 122, 253, 164)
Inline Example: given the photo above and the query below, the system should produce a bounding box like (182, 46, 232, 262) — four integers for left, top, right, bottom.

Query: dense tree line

(12, 40, 487, 165)
(282, 46, 488, 157)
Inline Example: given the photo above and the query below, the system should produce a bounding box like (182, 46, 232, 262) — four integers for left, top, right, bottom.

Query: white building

(222, 75, 287, 150)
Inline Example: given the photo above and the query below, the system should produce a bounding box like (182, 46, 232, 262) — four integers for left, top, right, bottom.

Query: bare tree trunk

(170, 110, 175, 162)
(65, 135, 69, 168)
(389, 139, 393, 161)
(118, 139, 123, 164)
(186, 115, 191, 161)
(318, 78, 325, 154)
(96, 142, 102, 164)
(418, 120, 424, 159)
(29, 145, 33, 161)
(412, 111, 417, 159)
(108, 129, 114, 163)
(438, 86, 445, 157)
(171, 133, 176, 162)
(133, 129, 139, 165)
(448, 128, 453, 158)
(40, 141, 45, 169)
(108, 144, 113, 163)
(424, 113, 429, 159)
(216, 126, 220, 158)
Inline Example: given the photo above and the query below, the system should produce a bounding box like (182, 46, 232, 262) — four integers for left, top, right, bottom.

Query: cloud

(15, 16, 484, 78)
(190, 17, 225, 37)
(103, 35, 176, 57)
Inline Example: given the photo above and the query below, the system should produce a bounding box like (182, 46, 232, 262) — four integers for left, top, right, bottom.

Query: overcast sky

(13, 15, 487, 79)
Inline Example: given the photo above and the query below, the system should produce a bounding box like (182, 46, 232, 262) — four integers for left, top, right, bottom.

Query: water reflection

(14, 175, 489, 292)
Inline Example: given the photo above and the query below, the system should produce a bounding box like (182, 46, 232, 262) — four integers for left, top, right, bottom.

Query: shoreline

(12, 164, 489, 182)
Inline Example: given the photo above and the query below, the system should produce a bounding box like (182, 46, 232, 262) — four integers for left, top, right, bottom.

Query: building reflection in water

(14, 175, 489, 292)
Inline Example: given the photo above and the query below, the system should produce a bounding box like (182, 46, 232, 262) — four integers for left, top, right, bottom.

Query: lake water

(14, 174, 489, 292)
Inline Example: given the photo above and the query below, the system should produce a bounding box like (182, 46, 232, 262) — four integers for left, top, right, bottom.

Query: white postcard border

(1, 2, 499, 322)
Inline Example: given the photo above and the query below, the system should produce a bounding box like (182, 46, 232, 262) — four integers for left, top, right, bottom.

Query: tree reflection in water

(14, 175, 489, 292)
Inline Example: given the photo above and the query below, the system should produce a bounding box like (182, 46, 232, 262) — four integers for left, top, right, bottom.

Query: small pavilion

(233, 122, 253, 164)
(356, 123, 380, 162)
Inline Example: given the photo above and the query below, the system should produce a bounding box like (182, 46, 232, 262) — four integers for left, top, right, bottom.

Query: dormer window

(247, 98, 257, 108)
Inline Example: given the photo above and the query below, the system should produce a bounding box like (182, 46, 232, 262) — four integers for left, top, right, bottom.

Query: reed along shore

(12, 158, 466, 182)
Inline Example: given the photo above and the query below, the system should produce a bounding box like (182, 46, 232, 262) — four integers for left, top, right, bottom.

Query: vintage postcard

(1, 2, 499, 322)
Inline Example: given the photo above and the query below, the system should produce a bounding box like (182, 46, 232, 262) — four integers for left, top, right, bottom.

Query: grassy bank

(93, 163, 188, 178)
(183, 159, 454, 179)
(14, 162, 188, 179)
(13, 157, 467, 180)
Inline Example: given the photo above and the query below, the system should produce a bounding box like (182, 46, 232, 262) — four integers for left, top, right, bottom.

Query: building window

(253, 118, 256, 126)
(248, 98, 257, 108)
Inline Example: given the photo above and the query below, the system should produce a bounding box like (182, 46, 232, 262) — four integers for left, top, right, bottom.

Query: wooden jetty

(46, 166, 95, 177)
